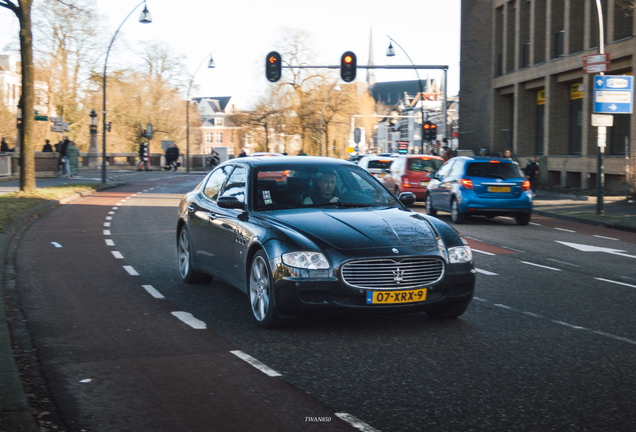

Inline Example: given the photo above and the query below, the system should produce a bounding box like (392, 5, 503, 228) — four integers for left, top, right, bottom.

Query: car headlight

(282, 252, 329, 269)
(447, 245, 473, 264)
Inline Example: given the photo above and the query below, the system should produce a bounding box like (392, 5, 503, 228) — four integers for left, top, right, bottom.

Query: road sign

(51, 126, 65, 132)
(35, 115, 48, 121)
(591, 114, 613, 127)
(594, 75, 634, 114)
(50, 116, 63, 123)
(583, 53, 609, 74)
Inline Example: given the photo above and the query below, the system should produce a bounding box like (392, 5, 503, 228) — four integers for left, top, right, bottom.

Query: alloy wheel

(249, 255, 270, 321)
(178, 229, 190, 278)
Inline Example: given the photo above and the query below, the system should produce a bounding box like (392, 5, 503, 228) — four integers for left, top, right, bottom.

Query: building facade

(195, 96, 242, 156)
(460, 0, 636, 193)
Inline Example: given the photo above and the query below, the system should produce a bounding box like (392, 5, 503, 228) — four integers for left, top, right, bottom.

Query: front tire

(515, 212, 531, 225)
(450, 199, 466, 224)
(249, 250, 291, 328)
(178, 226, 212, 284)
(426, 194, 437, 216)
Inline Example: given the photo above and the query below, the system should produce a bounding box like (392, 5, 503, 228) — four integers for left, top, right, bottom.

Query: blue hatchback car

(426, 156, 532, 225)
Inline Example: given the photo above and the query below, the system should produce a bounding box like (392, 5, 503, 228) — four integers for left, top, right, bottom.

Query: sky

(1, 0, 461, 109)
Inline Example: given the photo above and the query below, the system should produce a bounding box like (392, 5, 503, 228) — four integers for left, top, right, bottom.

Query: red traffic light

(423, 123, 430, 129)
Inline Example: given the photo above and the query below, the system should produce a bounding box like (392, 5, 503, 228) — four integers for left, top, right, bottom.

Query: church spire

(367, 26, 376, 87)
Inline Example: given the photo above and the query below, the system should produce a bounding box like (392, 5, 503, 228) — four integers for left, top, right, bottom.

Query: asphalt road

(11, 174, 636, 432)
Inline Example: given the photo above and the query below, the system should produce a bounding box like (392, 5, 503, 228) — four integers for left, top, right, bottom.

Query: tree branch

(0, 0, 19, 13)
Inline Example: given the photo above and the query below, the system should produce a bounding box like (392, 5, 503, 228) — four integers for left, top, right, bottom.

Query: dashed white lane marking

(553, 320, 586, 330)
(142, 285, 165, 299)
(529, 222, 542, 226)
(105, 216, 113, 221)
(51, 242, 62, 248)
(105, 239, 115, 246)
(494, 304, 512, 310)
(112, 207, 118, 210)
(123, 266, 139, 276)
(593, 235, 619, 241)
(112, 251, 124, 259)
(131, 194, 137, 197)
(472, 249, 495, 256)
(230, 350, 282, 377)
(595, 278, 636, 289)
(520, 261, 561, 271)
(108, 211, 115, 215)
(103, 230, 111, 235)
(103, 222, 111, 227)
(172, 311, 207, 329)
(335, 413, 380, 432)
(555, 227, 576, 233)
(523, 311, 544, 318)
(546, 258, 580, 267)
(116, 202, 124, 206)
(476, 268, 499, 276)
(501, 246, 525, 253)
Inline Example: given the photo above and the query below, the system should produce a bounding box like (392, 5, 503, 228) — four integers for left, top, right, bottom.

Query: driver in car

(303, 171, 339, 204)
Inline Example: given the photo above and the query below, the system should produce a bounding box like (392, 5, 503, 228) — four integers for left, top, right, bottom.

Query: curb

(0, 182, 124, 432)
(533, 209, 636, 234)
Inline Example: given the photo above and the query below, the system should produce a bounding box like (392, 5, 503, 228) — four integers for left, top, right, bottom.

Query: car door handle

(208, 212, 217, 221)
(187, 205, 195, 212)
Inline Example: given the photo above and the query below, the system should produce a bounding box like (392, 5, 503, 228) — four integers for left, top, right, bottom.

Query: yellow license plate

(419, 181, 429, 187)
(366, 289, 427, 304)
(488, 186, 510, 193)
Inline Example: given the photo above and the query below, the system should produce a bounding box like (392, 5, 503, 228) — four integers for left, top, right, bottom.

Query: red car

(382, 155, 445, 201)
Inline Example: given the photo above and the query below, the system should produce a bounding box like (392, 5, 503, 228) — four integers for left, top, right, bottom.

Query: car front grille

(341, 257, 445, 290)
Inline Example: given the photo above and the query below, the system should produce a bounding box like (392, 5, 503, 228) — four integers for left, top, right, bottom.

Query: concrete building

(460, 0, 636, 193)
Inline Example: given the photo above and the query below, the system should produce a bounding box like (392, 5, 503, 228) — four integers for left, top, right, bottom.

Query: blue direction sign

(594, 75, 634, 114)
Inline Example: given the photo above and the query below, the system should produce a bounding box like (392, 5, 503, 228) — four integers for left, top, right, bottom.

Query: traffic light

(265, 51, 282, 82)
(422, 121, 431, 141)
(140, 123, 153, 139)
(429, 122, 437, 141)
(340, 51, 357, 82)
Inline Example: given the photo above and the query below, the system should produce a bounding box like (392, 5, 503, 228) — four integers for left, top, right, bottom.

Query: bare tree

(138, 40, 189, 91)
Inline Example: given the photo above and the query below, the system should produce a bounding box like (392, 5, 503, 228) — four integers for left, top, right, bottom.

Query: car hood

(268, 208, 439, 252)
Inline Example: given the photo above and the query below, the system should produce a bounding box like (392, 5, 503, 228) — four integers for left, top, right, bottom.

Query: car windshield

(465, 162, 524, 179)
(253, 163, 400, 210)
(407, 157, 444, 173)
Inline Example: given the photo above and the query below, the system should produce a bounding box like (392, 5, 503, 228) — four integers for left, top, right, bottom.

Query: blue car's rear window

(465, 162, 524, 179)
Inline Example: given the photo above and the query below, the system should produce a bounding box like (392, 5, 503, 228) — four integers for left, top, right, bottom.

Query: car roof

(224, 156, 354, 168)
(451, 156, 517, 163)
(401, 154, 444, 160)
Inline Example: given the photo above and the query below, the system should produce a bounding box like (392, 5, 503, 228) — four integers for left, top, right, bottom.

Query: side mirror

(217, 196, 245, 210)
(398, 192, 416, 206)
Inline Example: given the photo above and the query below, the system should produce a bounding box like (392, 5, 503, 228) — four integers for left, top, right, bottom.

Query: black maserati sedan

(176, 156, 476, 328)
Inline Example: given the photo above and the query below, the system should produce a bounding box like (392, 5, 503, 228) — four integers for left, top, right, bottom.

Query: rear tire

(249, 250, 292, 328)
(515, 213, 531, 226)
(426, 194, 437, 216)
(427, 301, 470, 319)
(178, 226, 212, 284)
(450, 199, 466, 224)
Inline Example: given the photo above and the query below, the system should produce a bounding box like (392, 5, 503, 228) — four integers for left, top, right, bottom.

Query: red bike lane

(11, 179, 358, 432)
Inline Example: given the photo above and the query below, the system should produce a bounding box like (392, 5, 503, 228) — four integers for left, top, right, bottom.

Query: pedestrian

(66, 141, 80, 178)
(479, 148, 487, 156)
(238, 148, 247, 157)
(137, 142, 150, 171)
(501, 149, 512, 159)
(165, 143, 180, 171)
(0, 137, 10, 152)
(443, 147, 453, 162)
(525, 155, 540, 196)
(42, 139, 53, 152)
(59, 138, 70, 176)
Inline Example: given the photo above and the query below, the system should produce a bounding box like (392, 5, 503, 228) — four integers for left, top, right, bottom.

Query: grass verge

(0, 183, 103, 233)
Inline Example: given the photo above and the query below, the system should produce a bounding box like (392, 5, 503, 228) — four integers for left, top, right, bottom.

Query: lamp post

(102, 0, 152, 183)
(88, 109, 98, 168)
(319, 80, 340, 157)
(386, 36, 425, 154)
(186, 52, 215, 173)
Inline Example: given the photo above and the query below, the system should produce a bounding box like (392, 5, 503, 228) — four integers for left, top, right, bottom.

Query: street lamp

(319, 80, 340, 157)
(386, 36, 425, 154)
(186, 52, 215, 173)
(102, 0, 152, 183)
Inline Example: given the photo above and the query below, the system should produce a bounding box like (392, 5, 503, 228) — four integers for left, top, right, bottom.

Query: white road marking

(593, 235, 619, 241)
(51, 242, 62, 248)
(103, 222, 111, 227)
(172, 312, 207, 329)
(529, 222, 542, 226)
(552, 320, 586, 330)
(142, 285, 165, 299)
(546, 258, 580, 267)
(230, 350, 281, 377)
(595, 278, 636, 289)
(523, 311, 544, 318)
(335, 413, 381, 432)
(557, 241, 636, 259)
(108, 211, 115, 215)
(112, 251, 124, 259)
(123, 266, 139, 276)
(116, 202, 124, 206)
(494, 304, 512, 310)
(112, 207, 118, 210)
(501, 246, 525, 253)
(555, 228, 576, 233)
(520, 261, 561, 271)
(591, 330, 636, 346)
(473, 297, 487, 302)
(79, 379, 92, 383)
(472, 249, 495, 256)
(105, 216, 113, 221)
(131, 194, 137, 197)
(105, 239, 115, 246)
(475, 268, 499, 276)
(103, 230, 111, 235)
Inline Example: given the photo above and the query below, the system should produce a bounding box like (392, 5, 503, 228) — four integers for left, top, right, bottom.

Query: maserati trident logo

(393, 268, 404, 285)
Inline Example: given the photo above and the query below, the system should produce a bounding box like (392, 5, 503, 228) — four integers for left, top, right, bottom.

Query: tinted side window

(204, 166, 233, 201)
(220, 166, 246, 203)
